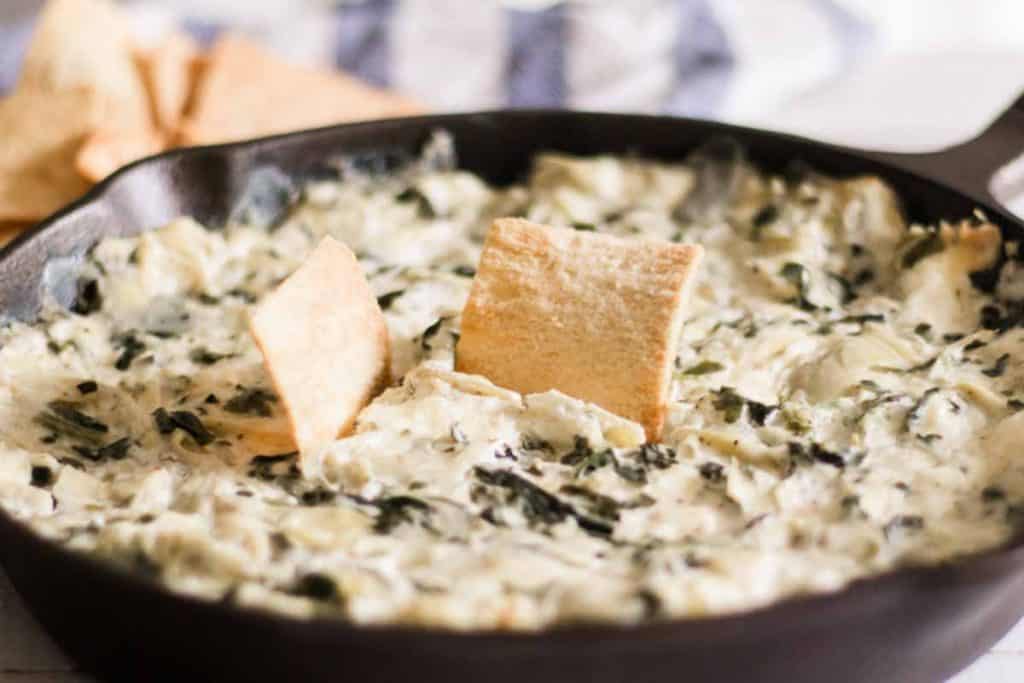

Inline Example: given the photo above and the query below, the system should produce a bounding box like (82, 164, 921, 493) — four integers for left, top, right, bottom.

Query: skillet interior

(2, 110, 1024, 683)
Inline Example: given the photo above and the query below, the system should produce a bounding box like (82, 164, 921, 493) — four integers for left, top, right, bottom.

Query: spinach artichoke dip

(1, 136, 1022, 630)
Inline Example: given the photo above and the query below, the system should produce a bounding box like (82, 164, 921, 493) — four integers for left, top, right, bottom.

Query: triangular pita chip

(178, 34, 424, 145)
(75, 126, 166, 183)
(249, 237, 390, 455)
(456, 218, 704, 441)
(0, 0, 153, 218)
(136, 30, 201, 133)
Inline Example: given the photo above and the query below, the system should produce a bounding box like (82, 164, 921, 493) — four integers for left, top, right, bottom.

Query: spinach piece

(779, 262, 817, 312)
(682, 360, 725, 376)
(452, 265, 476, 277)
(837, 313, 884, 325)
(872, 356, 937, 375)
(627, 443, 677, 470)
(292, 573, 340, 602)
(982, 486, 1006, 502)
(571, 222, 596, 232)
(750, 204, 778, 240)
(698, 462, 725, 483)
(559, 485, 654, 521)
(711, 387, 744, 423)
(76, 381, 98, 395)
(73, 437, 132, 462)
(905, 387, 940, 432)
(711, 387, 774, 425)
(189, 347, 232, 365)
(98, 437, 131, 460)
(560, 436, 646, 484)
(46, 400, 108, 433)
(372, 496, 432, 534)
(982, 353, 1010, 378)
(300, 488, 337, 506)
(473, 467, 612, 538)
(113, 333, 146, 371)
(395, 187, 436, 219)
(884, 514, 925, 538)
(224, 387, 278, 417)
(152, 408, 214, 446)
(420, 317, 448, 350)
(30, 466, 52, 487)
(71, 278, 102, 315)
(376, 290, 405, 310)
(788, 441, 844, 469)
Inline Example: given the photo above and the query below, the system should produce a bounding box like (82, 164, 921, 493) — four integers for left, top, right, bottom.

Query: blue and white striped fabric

(0, 0, 866, 116)
(1, 0, 1024, 155)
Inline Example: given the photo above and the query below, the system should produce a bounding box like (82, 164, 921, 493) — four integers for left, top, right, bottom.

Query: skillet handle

(864, 93, 1024, 209)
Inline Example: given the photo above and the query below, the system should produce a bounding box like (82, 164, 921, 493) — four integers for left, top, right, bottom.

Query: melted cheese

(0, 145, 1022, 630)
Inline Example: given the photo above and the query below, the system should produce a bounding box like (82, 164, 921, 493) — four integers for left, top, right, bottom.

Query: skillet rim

(2, 108, 1024, 646)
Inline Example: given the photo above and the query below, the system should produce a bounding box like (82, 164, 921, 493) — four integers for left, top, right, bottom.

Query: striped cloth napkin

(1, 0, 1022, 166)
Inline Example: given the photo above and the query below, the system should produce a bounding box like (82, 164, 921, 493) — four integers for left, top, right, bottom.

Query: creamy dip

(1, 136, 1023, 629)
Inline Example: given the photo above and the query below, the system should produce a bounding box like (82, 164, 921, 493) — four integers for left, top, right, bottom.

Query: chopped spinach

(560, 436, 646, 484)
(788, 441, 844, 469)
(682, 360, 725, 376)
(224, 387, 278, 417)
(872, 356, 937, 375)
(751, 204, 778, 239)
(698, 462, 725, 483)
(30, 465, 52, 487)
(71, 278, 102, 315)
(711, 387, 774, 425)
(98, 437, 131, 460)
(982, 486, 1006, 502)
(559, 485, 655, 521)
(837, 313, 884, 325)
(982, 353, 1010, 378)
(47, 400, 108, 433)
(76, 381, 98, 395)
(152, 408, 214, 446)
(452, 265, 476, 277)
(884, 514, 925, 538)
(473, 467, 613, 538)
(189, 347, 232, 365)
(905, 387, 940, 432)
(779, 262, 817, 311)
(113, 333, 146, 371)
(372, 496, 432, 533)
(420, 317, 447, 350)
(627, 443, 677, 470)
(711, 387, 745, 423)
(395, 187, 436, 218)
(292, 573, 340, 602)
(376, 290, 405, 310)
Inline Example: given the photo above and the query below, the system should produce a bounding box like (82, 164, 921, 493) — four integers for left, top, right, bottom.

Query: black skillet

(2, 107, 1024, 683)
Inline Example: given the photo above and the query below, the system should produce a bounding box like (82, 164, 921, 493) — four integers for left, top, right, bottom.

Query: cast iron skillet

(2, 108, 1024, 683)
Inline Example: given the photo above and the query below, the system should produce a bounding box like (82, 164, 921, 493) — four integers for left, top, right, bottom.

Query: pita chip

(456, 218, 704, 441)
(0, 88, 99, 221)
(178, 34, 424, 146)
(75, 126, 166, 183)
(136, 31, 201, 133)
(249, 237, 390, 455)
(0, 0, 153, 218)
